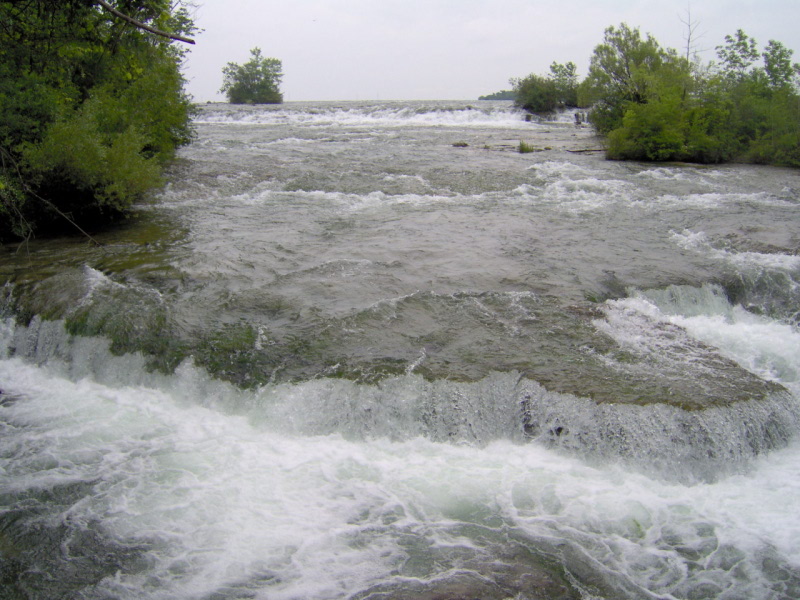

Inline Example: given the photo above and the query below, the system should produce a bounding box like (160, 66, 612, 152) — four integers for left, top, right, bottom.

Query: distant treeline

(478, 90, 516, 101)
(503, 23, 800, 167)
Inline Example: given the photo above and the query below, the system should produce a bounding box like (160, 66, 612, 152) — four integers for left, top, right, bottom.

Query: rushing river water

(2, 100, 800, 599)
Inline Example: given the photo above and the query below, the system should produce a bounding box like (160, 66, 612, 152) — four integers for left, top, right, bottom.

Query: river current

(2, 101, 800, 599)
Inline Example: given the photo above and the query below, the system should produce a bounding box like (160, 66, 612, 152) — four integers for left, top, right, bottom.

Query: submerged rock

(3, 273, 786, 411)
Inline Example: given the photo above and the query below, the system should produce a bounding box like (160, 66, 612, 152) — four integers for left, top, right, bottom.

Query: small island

(220, 47, 284, 105)
(478, 90, 516, 101)
(505, 24, 799, 167)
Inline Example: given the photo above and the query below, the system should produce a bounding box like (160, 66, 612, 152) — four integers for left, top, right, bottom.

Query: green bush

(512, 62, 581, 115)
(584, 23, 799, 166)
(745, 91, 800, 167)
(23, 97, 163, 213)
(0, 0, 195, 241)
(607, 97, 686, 161)
(221, 48, 284, 104)
(513, 74, 559, 114)
(682, 104, 736, 164)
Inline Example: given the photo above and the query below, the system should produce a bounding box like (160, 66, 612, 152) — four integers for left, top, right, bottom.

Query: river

(1, 100, 800, 599)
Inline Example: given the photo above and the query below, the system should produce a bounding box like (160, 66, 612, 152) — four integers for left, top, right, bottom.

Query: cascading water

(1, 100, 800, 599)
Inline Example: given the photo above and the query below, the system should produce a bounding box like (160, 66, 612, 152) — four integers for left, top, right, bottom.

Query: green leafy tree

(716, 29, 760, 81)
(511, 61, 581, 115)
(762, 40, 800, 89)
(0, 0, 196, 241)
(588, 23, 799, 167)
(549, 61, 579, 107)
(605, 76, 688, 161)
(583, 23, 678, 134)
(511, 74, 559, 114)
(220, 48, 283, 104)
(709, 32, 800, 165)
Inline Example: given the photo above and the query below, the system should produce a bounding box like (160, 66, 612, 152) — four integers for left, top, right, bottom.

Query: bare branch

(95, 0, 195, 45)
(679, 2, 705, 63)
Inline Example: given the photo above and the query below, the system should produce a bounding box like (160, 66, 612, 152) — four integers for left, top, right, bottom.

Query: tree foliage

(549, 61, 579, 107)
(762, 40, 798, 89)
(478, 89, 516, 101)
(581, 24, 685, 135)
(0, 0, 196, 241)
(582, 23, 800, 167)
(512, 62, 581, 114)
(716, 29, 759, 81)
(220, 48, 283, 105)
(507, 21, 799, 166)
(512, 74, 559, 114)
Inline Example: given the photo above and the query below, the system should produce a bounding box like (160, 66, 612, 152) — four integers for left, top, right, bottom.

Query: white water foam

(673, 230, 800, 271)
(634, 166, 691, 181)
(617, 285, 800, 391)
(2, 316, 800, 599)
(193, 104, 530, 129)
(517, 161, 636, 212)
(655, 191, 786, 210)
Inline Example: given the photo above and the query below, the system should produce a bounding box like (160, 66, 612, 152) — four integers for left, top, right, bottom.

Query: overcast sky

(182, 0, 800, 102)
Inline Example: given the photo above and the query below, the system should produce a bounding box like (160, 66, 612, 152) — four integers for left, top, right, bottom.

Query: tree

(586, 24, 670, 103)
(589, 23, 799, 167)
(716, 29, 759, 81)
(220, 48, 283, 104)
(549, 61, 579, 107)
(0, 0, 196, 241)
(511, 61, 580, 115)
(95, 0, 195, 44)
(583, 23, 677, 133)
(511, 74, 559, 114)
(762, 40, 799, 89)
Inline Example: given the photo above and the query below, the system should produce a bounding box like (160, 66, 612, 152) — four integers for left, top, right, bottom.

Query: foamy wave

(3, 326, 800, 599)
(655, 191, 780, 209)
(193, 102, 530, 129)
(604, 285, 800, 388)
(673, 230, 800, 270)
(516, 162, 636, 211)
(635, 166, 690, 181)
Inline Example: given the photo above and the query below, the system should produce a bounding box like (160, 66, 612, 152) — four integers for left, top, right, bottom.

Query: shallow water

(2, 101, 800, 599)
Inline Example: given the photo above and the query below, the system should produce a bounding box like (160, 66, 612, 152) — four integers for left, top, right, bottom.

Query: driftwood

(95, 0, 195, 44)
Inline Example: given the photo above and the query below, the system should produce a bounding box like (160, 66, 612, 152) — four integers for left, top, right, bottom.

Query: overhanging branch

(95, 0, 195, 45)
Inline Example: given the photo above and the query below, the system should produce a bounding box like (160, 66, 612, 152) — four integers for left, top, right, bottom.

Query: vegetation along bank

(506, 23, 800, 167)
(0, 0, 196, 242)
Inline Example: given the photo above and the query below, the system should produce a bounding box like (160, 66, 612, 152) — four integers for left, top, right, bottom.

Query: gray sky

(182, 0, 800, 102)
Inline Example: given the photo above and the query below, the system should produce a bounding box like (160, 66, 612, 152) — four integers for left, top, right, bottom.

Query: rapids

(1, 100, 800, 599)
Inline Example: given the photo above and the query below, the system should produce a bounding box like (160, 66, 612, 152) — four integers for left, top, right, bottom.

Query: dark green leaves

(584, 23, 799, 167)
(0, 0, 195, 240)
(511, 62, 580, 115)
(220, 48, 284, 105)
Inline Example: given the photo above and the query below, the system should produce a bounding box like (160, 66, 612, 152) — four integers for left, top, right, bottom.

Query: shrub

(0, 0, 195, 241)
(221, 48, 284, 104)
(514, 74, 559, 114)
(606, 96, 686, 161)
(585, 23, 799, 167)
